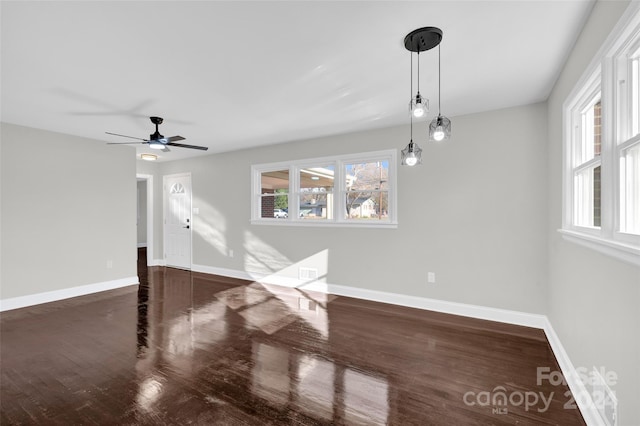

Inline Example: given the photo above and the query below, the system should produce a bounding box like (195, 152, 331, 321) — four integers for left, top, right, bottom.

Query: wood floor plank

(0, 248, 585, 425)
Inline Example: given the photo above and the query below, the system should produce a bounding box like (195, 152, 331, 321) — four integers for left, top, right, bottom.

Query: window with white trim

(619, 43, 640, 235)
(570, 78, 602, 229)
(562, 3, 640, 264)
(252, 150, 397, 228)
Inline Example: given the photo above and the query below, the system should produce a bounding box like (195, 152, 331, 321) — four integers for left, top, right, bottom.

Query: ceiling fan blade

(107, 141, 146, 145)
(166, 135, 185, 142)
(162, 146, 171, 152)
(166, 142, 209, 151)
(105, 132, 148, 142)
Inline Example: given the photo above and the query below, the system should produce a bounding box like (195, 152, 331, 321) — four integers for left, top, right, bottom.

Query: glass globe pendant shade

(429, 115, 451, 142)
(409, 92, 429, 118)
(401, 140, 422, 166)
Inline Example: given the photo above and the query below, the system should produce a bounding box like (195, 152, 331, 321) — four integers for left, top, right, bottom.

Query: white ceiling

(1, 1, 594, 162)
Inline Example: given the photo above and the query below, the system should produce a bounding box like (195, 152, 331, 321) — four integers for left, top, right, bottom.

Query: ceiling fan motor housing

(150, 131, 165, 141)
(150, 116, 164, 141)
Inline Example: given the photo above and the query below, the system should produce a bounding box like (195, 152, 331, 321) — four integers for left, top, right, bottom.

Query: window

(619, 44, 640, 235)
(562, 3, 640, 265)
(259, 169, 289, 219)
(572, 88, 602, 228)
(252, 150, 397, 228)
(298, 164, 334, 221)
(343, 160, 389, 221)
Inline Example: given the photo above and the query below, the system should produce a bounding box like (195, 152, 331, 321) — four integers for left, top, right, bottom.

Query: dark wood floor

(0, 248, 585, 425)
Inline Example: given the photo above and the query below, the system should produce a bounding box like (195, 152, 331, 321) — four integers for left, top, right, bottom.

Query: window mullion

(335, 160, 346, 221)
(601, 57, 616, 239)
(290, 165, 299, 221)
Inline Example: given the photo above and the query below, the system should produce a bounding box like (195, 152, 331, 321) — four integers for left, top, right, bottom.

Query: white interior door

(164, 173, 192, 269)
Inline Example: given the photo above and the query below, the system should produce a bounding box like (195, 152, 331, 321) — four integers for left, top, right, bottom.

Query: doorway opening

(137, 174, 154, 267)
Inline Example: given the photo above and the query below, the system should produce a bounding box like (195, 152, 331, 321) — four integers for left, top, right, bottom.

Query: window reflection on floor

(251, 341, 389, 424)
(295, 354, 335, 421)
(344, 368, 389, 425)
(251, 342, 290, 407)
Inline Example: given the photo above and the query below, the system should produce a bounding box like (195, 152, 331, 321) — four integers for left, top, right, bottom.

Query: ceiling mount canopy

(149, 116, 164, 141)
(403, 27, 442, 53)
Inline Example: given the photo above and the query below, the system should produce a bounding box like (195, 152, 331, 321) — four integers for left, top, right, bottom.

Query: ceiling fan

(106, 116, 208, 151)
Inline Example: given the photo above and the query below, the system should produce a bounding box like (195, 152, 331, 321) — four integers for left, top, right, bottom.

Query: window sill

(251, 219, 398, 229)
(558, 229, 640, 267)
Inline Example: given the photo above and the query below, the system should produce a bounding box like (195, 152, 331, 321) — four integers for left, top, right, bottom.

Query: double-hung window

(252, 150, 397, 228)
(562, 3, 640, 265)
(569, 73, 602, 230)
(618, 43, 640, 236)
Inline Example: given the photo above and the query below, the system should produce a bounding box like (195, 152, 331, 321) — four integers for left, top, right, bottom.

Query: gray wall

(546, 1, 640, 424)
(1, 123, 137, 299)
(151, 102, 548, 314)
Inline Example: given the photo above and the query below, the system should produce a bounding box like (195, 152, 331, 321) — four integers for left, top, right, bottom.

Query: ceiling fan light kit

(149, 141, 166, 150)
(401, 26, 451, 167)
(106, 116, 209, 153)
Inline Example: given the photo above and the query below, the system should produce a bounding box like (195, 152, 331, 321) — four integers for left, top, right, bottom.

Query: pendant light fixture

(429, 44, 452, 142)
(409, 52, 428, 118)
(401, 140, 422, 166)
(401, 27, 442, 167)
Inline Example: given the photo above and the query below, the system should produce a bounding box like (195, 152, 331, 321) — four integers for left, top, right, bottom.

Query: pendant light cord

(438, 44, 441, 115)
(416, 51, 420, 95)
(410, 51, 413, 140)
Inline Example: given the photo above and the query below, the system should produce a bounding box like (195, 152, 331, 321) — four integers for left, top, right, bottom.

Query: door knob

(183, 225, 190, 229)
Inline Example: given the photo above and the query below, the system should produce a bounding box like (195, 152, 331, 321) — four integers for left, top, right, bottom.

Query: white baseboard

(192, 264, 253, 280)
(192, 264, 546, 328)
(149, 259, 166, 267)
(137, 243, 148, 248)
(303, 281, 548, 329)
(543, 320, 606, 426)
(0, 276, 139, 312)
(192, 263, 603, 425)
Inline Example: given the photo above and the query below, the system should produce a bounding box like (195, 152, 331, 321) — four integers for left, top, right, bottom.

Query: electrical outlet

(228, 249, 234, 258)
(427, 272, 436, 283)
(107, 260, 113, 269)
